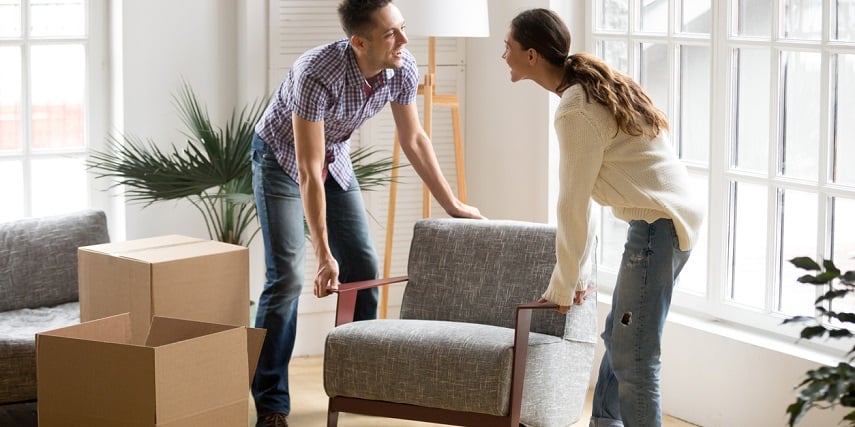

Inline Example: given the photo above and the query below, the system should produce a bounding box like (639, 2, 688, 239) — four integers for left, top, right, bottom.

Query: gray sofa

(0, 210, 109, 405)
(325, 218, 598, 426)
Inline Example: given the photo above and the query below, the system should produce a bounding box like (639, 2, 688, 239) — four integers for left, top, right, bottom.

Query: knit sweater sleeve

(542, 108, 602, 306)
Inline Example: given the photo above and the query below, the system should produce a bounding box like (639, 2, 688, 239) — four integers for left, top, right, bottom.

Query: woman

(503, 8, 704, 427)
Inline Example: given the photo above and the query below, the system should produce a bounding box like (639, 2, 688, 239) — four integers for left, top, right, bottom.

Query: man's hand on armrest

(329, 276, 408, 294)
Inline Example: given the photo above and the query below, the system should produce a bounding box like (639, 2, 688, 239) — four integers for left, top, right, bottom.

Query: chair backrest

(400, 218, 568, 338)
(0, 209, 109, 312)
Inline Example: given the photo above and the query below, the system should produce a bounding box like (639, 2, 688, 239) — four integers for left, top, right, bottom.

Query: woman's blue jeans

(250, 134, 379, 416)
(590, 219, 691, 427)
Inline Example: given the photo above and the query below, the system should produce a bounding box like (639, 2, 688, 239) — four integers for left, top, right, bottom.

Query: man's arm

(390, 101, 484, 219)
(292, 112, 338, 297)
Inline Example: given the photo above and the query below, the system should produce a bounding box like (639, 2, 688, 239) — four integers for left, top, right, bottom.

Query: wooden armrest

(333, 276, 408, 327)
(516, 299, 559, 310)
(507, 299, 559, 422)
(332, 276, 408, 294)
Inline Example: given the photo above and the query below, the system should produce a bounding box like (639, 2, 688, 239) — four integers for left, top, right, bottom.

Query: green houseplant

(784, 256, 855, 426)
(87, 82, 399, 246)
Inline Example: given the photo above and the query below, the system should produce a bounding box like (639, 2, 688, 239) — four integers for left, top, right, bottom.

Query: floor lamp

(379, 0, 490, 318)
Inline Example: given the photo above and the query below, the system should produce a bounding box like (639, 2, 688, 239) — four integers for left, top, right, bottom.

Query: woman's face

(502, 29, 530, 83)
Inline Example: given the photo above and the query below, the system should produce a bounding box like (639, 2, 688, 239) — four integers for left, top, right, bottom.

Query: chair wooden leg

(327, 408, 339, 427)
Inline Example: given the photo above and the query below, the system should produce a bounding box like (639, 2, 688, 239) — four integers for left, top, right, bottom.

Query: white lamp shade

(394, 0, 490, 38)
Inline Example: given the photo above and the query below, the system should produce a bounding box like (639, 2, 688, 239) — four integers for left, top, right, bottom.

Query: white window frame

(0, 0, 109, 221)
(585, 0, 855, 355)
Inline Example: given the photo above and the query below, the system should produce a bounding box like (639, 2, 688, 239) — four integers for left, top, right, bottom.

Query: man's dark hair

(338, 0, 393, 37)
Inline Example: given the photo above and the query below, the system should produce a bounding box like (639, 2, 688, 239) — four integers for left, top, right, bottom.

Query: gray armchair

(324, 218, 597, 426)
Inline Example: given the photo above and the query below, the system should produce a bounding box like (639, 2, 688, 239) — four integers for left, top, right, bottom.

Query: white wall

(113, 0, 238, 241)
(465, 0, 552, 223)
(110, 0, 267, 300)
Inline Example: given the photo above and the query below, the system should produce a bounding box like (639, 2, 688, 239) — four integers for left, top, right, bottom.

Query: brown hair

(511, 8, 669, 137)
(338, 0, 393, 37)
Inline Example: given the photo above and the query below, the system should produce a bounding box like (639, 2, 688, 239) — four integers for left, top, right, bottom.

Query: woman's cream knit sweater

(542, 85, 705, 306)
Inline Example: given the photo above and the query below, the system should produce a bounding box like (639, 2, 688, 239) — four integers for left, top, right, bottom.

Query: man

(250, 0, 483, 425)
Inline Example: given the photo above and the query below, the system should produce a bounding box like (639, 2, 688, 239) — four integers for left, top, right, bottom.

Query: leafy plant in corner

(87, 82, 400, 246)
(784, 256, 855, 426)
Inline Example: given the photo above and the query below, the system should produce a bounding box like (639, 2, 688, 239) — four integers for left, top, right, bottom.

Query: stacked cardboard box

(77, 235, 249, 343)
(37, 313, 264, 426)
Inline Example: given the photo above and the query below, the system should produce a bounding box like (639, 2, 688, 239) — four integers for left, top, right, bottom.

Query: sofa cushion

(324, 319, 581, 421)
(0, 302, 79, 403)
(0, 210, 108, 312)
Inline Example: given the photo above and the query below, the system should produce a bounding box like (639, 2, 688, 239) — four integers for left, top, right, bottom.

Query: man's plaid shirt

(255, 39, 419, 189)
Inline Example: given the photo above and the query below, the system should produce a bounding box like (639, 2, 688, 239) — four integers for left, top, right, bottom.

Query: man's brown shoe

(256, 412, 288, 427)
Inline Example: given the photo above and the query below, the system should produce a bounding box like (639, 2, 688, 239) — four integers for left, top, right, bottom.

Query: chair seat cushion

(0, 302, 79, 404)
(324, 318, 590, 424)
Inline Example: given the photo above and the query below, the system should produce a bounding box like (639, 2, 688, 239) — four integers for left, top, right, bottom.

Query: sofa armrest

(509, 300, 560, 423)
(0, 209, 109, 312)
(331, 276, 408, 326)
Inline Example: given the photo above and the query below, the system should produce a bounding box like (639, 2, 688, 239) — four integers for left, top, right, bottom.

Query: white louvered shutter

(268, 0, 468, 316)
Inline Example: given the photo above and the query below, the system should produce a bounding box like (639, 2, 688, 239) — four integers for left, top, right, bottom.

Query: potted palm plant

(784, 257, 855, 426)
(87, 82, 399, 246)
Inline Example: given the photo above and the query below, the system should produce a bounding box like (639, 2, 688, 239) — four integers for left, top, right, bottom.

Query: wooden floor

(257, 355, 698, 427)
(0, 355, 697, 426)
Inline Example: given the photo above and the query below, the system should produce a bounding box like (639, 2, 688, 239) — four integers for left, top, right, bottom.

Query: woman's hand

(539, 286, 595, 314)
(537, 297, 570, 314)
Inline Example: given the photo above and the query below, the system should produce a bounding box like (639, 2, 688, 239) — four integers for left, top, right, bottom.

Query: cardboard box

(37, 313, 265, 427)
(78, 235, 249, 343)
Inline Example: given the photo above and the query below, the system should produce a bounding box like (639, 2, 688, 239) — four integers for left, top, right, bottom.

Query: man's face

(361, 3, 408, 71)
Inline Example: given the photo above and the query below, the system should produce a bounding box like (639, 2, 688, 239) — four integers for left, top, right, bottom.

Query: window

(0, 0, 106, 222)
(588, 0, 855, 352)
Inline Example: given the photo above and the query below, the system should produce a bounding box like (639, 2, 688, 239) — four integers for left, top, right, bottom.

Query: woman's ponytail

(560, 53, 668, 138)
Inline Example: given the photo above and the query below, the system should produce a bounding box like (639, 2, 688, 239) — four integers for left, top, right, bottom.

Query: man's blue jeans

(250, 134, 379, 416)
(590, 219, 691, 427)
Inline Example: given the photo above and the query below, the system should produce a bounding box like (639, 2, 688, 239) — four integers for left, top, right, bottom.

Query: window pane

(834, 53, 855, 186)
(836, 0, 855, 41)
(784, 0, 822, 40)
(677, 173, 708, 295)
(781, 51, 820, 180)
(640, 42, 670, 116)
(599, 0, 629, 31)
(29, 0, 84, 37)
(736, 0, 773, 37)
(681, 0, 711, 33)
(730, 181, 768, 309)
(679, 45, 710, 163)
(599, 205, 628, 271)
(734, 48, 771, 173)
(778, 189, 818, 316)
(0, 160, 23, 222)
(641, 0, 667, 33)
(0, 0, 20, 38)
(599, 40, 629, 74)
(30, 156, 87, 216)
(30, 44, 85, 151)
(831, 197, 855, 271)
(831, 197, 855, 317)
(0, 46, 21, 152)
(832, 197, 855, 272)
